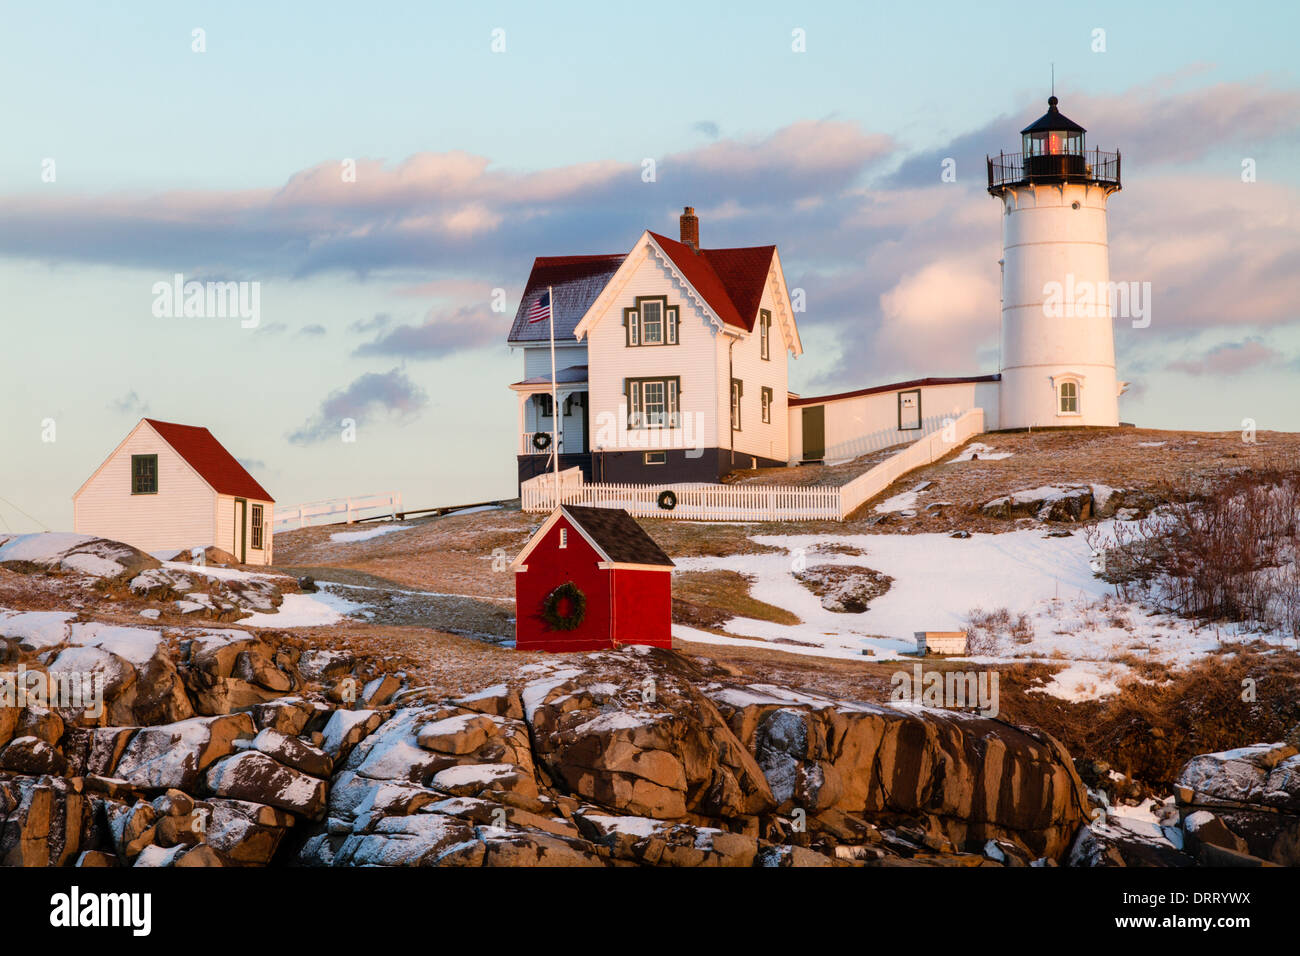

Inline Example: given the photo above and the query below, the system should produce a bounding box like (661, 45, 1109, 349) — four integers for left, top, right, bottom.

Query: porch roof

(509, 364, 589, 390)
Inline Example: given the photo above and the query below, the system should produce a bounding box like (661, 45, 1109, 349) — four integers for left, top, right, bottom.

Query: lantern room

(1021, 95, 1087, 178)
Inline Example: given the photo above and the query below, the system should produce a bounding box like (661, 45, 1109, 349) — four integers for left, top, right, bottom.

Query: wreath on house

(657, 490, 678, 511)
(541, 581, 586, 631)
(532, 432, 553, 451)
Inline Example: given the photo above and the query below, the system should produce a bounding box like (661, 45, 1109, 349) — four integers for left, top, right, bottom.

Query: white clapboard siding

(215, 494, 275, 565)
(521, 409, 985, 523)
(74, 422, 217, 553)
(720, 270, 789, 464)
(585, 246, 724, 452)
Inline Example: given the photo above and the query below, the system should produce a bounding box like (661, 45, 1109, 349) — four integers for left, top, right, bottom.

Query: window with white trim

(761, 386, 772, 424)
(1059, 381, 1079, 414)
(644, 451, 667, 465)
(624, 297, 677, 347)
(731, 379, 743, 431)
(759, 310, 771, 360)
(251, 504, 264, 550)
(625, 377, 680, 429)
(559, 528, 568, 549)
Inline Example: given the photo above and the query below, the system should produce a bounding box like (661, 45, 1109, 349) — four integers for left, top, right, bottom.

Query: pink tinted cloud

(1166, 339, 1282, 375)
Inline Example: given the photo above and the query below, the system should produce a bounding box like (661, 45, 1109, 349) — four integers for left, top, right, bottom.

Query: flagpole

(548, 285, 559, 507)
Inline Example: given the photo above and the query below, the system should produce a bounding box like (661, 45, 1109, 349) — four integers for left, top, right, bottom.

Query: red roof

(789, 375, 1002, 407)
(647, 232, 775, 332)
(144, 419, 274, 502)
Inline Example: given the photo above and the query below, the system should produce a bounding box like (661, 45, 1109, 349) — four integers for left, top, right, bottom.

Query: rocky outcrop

(980, 484, 1163, 523)
(0, 628, 1104, 867)
(1173, 742, 1299, 865)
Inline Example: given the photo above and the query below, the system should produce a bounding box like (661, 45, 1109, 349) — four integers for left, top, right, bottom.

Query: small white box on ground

(915, 631, 968, 655)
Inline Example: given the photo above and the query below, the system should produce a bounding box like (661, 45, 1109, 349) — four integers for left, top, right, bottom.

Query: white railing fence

(273, 491, 403, 530)
(520, 407, 985, 522)
(837, 408, 985, 518)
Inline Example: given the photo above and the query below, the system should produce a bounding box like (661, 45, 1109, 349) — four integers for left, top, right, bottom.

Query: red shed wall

(515, 514, 614, 652)
(612, 568, 672, 648)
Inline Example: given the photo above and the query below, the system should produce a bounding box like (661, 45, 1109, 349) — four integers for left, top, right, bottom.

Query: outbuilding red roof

(144, 419, 274, 502)
(647, 231, 775, 332)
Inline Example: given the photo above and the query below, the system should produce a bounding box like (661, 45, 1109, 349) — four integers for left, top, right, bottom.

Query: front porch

(511, 365, 591, 491)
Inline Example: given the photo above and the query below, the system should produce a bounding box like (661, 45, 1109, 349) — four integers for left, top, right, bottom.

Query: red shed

(511, 505, 675, 652)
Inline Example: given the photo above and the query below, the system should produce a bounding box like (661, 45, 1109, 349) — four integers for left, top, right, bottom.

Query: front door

(802, 406, 825, 461)
(234, 498, 247, 564)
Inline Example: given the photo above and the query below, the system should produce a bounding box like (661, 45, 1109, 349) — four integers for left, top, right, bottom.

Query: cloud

(237, 457, 267, 472)
(287, 367, 428, 445)
(349, 312, 391, 333)
(2, 73, 1297, 395)
(354, 304, 502, 358)
(1166, 339, 1282, 375)
(692, 120, 720, 139)
(109, 391, 148, 415)
(298, 323, 327, 336)
(257, 322, 288, 335)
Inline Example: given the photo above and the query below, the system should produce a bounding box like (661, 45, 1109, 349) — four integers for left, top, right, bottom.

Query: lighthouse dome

(1021, 96, 1086, 157)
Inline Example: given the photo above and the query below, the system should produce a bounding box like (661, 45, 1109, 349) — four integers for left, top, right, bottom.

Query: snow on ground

(1137, 441, 1168, 448)
(238, 590, 366, 627)
(0, 610, 75, 649)
(672, 522, 1294, 699)
(951, 442, 1014, 462)
(162, 561, 282, 582)
(330, 524, 411, 544)
(874, 482, 929, 514)
(1027, 662, 1125, 702)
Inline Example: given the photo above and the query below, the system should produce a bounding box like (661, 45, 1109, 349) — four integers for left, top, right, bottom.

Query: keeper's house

(511, 505, 674, 652)
(73, 418, 275, 565)
(507, 207, 803, 487)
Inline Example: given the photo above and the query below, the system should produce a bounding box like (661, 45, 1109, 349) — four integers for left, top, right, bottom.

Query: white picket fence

(521, 408, 985, 522)
(273, 491, 403, 530)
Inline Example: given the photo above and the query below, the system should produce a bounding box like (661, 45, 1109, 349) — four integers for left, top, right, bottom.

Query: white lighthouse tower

(988, 96, 1123, 428)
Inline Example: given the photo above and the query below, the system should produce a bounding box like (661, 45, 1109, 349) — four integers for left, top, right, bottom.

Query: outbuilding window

(1060, 381, 1079, 414)
(251, 504, 264, 550)
(559, 528, 568, 549)
(131, 454, 158, 495)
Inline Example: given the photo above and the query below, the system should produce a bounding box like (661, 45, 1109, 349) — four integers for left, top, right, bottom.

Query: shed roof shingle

(562, 505, 674, 567)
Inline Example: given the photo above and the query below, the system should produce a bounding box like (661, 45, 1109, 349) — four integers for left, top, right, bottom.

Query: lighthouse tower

(988, 96, 1123, 429)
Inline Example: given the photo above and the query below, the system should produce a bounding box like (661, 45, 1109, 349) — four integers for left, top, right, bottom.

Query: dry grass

(813, 426, 1300, 533)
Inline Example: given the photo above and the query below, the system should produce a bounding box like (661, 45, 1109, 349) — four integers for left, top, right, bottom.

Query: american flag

(526, 290, 551, 324)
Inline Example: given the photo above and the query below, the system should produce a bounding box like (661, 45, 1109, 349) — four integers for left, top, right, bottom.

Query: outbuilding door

(233, 498, 247, 563)
(802, 406, 825, 461)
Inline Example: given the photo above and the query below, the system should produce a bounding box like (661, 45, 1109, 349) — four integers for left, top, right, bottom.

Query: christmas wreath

(541, 581, 586, 631)
(657, 490, 678, 511)
(532, 432, 553, 451)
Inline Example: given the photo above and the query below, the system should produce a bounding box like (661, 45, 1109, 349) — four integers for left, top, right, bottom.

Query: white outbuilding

(73, 418, 275, 565)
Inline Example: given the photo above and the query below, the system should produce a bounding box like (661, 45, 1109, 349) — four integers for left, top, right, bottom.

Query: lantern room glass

(1023, 129, 1084, 157)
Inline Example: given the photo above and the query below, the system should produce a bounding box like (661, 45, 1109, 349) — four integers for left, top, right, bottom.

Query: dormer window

(625, 297, 678, 347)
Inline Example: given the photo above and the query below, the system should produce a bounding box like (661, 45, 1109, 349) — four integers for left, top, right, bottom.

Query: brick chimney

(679, 206, 699, 250)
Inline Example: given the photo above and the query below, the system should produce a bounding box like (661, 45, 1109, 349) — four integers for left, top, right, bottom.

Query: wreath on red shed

(541, 581, 587, 631)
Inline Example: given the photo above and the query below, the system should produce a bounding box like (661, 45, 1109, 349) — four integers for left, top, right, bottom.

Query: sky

(2, 0, 1298, 531)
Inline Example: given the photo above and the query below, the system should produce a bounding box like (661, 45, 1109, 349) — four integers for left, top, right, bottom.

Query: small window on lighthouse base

(1059, 381, 1079, 414)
